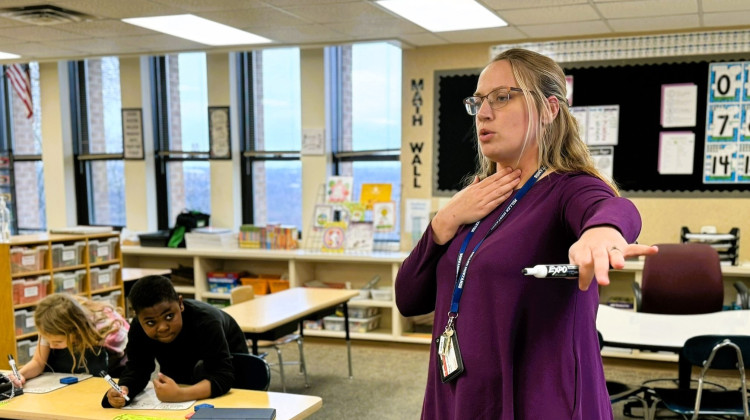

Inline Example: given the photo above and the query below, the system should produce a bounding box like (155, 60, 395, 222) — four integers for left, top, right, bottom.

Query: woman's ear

(543, 95, 560, 124)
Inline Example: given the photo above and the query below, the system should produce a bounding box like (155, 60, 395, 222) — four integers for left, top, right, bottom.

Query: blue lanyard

(449, 166, 547, 317)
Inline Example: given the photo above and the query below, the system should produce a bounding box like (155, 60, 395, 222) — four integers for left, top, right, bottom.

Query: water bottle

(0, 196, 10, 242)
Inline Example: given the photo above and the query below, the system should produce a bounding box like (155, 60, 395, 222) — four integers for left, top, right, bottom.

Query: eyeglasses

(463, 87, 524, 116)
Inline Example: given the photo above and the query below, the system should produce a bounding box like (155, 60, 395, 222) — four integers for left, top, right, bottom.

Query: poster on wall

(209, 106, 231, 159)
(704, 62, 749, 183)
(122, 108, 144, 160)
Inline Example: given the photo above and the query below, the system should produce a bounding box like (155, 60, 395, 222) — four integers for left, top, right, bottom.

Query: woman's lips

(478, 128, 494, 142)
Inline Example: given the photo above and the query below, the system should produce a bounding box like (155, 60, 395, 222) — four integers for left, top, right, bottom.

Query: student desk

(0, 377, 322, 420)
(223, 287, 360, 378)
(596, 304, 750, 357)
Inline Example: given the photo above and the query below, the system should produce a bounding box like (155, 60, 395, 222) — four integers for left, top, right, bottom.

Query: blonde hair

(34, 293, 122, 373)
(471, 48, 619, 195)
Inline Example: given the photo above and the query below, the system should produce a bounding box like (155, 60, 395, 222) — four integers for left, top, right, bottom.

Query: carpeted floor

(268, 338, 745, 419)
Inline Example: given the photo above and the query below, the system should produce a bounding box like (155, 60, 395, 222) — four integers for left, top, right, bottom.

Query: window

(237, 48, 302, 229)
(70, 57, 126, 227)
(328, 42, 402, 247)
(151, 53, 211, 229)
(1, 62, 45, 233)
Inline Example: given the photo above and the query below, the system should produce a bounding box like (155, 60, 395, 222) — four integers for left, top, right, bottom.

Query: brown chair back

(640, 243, 723, 314)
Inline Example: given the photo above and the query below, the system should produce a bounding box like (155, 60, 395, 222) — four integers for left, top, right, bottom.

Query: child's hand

(153, 372, 182, 402)
(8, 372, 25, 388)
(106, 385, 129, 408)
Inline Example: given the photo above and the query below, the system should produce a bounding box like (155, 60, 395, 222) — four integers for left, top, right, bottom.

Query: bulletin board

(433, 57, 750, 197)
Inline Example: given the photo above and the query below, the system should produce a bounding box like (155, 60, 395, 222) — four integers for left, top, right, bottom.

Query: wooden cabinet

(0, 233, 124, 369)
(120, 247, 428, 344)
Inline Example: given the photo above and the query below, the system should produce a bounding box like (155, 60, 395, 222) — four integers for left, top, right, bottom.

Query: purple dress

(395, 172, 642, 420)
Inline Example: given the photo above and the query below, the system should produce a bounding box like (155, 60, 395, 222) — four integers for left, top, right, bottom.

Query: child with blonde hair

(9, 293, 129, 387)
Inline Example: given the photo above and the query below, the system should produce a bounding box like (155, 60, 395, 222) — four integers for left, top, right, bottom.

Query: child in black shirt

(103, 275, 248, 407)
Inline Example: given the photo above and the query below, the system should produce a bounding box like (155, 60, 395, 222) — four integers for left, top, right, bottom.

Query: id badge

(436, 329, 464, 383)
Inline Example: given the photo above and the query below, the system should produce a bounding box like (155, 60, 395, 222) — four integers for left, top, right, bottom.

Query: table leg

(251, 338, 259, 356)
(343, 301, 353, 379)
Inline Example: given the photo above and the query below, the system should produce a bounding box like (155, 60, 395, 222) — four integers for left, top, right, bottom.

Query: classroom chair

(632, 243, 723, 314)
(231, 353, 271, 391)
(644, 335, 750, 420)
(230, 286, 309, 392)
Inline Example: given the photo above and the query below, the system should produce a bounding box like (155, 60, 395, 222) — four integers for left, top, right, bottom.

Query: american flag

(5, 63, 33, 119)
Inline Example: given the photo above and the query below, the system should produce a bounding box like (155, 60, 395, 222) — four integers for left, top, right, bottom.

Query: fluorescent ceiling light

(0, 51, 21, 59)
(376, 0, 506, 32)
(122, 14, 272, 46)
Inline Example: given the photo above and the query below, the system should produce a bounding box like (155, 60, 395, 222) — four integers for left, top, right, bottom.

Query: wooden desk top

(121, 267, 172, 282)
(596, 304, 750, 351)
(0, 377, 321, 420)
(223, 287, 360, 333)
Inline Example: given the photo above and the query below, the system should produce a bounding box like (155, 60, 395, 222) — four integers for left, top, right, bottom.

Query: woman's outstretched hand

(569, 226, 659, 291)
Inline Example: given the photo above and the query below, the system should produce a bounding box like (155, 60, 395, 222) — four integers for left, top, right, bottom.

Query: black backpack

(167, 210, 210, 248)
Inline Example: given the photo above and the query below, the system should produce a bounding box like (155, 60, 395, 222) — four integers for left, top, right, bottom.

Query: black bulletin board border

(433, 69, 481, 197)
(433, 55, 750, 198)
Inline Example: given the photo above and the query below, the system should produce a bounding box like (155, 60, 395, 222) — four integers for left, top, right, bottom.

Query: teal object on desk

(190, 408, 276, 419)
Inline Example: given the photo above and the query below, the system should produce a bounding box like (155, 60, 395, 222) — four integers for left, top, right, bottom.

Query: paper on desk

(23, 372, 93, 393)
(123, 382, 195, 410)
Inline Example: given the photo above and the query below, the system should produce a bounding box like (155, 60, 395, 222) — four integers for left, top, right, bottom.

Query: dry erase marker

(7, 354, 20, 382)
(101, 370, 130, 401)
(522, 264, 579, 278)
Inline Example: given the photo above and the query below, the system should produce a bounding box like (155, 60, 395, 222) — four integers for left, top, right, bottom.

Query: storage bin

(93, 290, 122, 309)
(91, 264, 119, 290)
(12, 276, 50, 305)
(107, 237, 119, 260)
(139, 230, 170, 247)
(16, 338, 37, 365)
(51, 242, 82, 268)
(323, 314, 381, 333)
(303, 319, 324, 330)
(370, 286, 393, 301)
(240, 277, 269, 295)
(269, 279, 290, 293)
(53, 271, 82, 294)
(347, 306, 380, 318)
(10, 247, 44, 273)
(14, 309, 35, 335)
(89, 240, 112, 263)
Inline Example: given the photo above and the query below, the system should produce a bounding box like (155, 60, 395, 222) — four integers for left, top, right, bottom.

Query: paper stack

(185, 227, 237, 249)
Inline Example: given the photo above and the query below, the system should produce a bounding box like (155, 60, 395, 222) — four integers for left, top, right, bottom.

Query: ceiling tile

(202, 7, 309, 28)
(284, 2, 393, 24)
(251, 24, 350, 44)
(115, 34, 207, 50)
(702, 10, 750, 26)
(53, 0, 185, 19)
(498, 4, 600, 25)
(437, 27, 528, 44)
(608, 14, 701, 32)
(484, 0, 589, 9)
(54, 20, 156, 37)
(701, 0, 750, 12)
(596, 0, 698, 19)
(519, 20, 612, 38)
(325, 19, 425, 39)
(0, 25, 89, 42)
(0, 41, 83, 58)
(151, 0, 265, 12)
(396, 32, 451, 47)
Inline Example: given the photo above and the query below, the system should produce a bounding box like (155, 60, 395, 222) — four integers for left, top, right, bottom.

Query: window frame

(236, 50, 302, 226)
(149, 55, 212, 230)
(68, 59, 127, 228)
